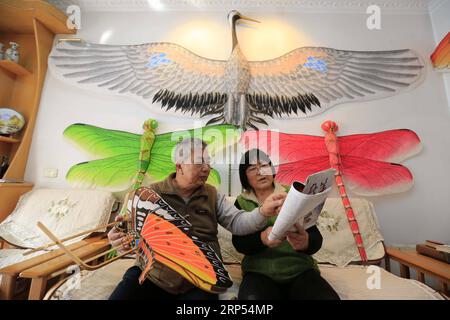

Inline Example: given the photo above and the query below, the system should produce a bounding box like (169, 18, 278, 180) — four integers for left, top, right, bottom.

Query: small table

(385, 247, 450, 297)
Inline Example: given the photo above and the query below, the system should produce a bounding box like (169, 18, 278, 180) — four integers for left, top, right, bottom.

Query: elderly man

(108, 137, 286, 300)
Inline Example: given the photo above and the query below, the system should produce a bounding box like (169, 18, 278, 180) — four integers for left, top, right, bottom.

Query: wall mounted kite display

(63, 120, 240, 191)
(431, 32, 450, 71)
(49, 10, 424, 129)
(241, 121, 422, 261)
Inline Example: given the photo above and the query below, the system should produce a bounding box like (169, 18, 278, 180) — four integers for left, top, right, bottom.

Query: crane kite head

(227, 10, 260, 25)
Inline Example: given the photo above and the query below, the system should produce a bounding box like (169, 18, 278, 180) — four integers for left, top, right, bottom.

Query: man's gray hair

(173, 137, 208, 164)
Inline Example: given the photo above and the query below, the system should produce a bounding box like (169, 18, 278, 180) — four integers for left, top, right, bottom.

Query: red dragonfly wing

(131, 187, 233, 293)
(275, 156, 331, 185)
(340, 155, 414, 196)
(241, 130, 327, 163)
(242, 128, 420, 196)
(338, 129, 421, 163)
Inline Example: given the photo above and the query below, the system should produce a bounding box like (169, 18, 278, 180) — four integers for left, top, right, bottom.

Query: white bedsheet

(46, 259, 444, 300)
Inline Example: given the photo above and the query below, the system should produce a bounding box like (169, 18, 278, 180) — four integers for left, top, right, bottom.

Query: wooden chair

(0, 235, 111, 300)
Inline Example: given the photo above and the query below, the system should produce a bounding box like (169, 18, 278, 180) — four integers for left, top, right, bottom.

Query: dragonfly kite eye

(142, 119, 158, 131)
(321, 120, 339, 133)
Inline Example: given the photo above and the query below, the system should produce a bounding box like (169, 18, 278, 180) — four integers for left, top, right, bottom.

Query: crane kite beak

(239, 15, 261, 23)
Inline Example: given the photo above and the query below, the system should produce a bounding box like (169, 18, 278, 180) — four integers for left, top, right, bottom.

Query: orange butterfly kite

(128, 187, 233, 293)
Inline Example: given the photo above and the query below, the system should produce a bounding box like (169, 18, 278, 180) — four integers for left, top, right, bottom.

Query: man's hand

(260, 226, 283, 248)
(259, 191, 287, 217)
(107, 215, 131, 254)
(286, 223, 309, 251)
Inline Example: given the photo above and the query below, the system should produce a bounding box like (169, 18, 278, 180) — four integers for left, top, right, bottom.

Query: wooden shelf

(0, 1, 74, 223)
(0, 135, 21, 144)
(0, 181, 33, 187)
(0, 182, 34, 223)
(0, 60, 31, 76)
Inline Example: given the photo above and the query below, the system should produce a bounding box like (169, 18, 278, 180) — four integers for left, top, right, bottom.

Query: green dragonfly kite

(63, 119, 240, 191)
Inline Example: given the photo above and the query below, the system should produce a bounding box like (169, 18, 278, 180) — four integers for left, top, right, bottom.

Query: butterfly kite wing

(139, 241, 219, 292)
(130, 187, 233, 293)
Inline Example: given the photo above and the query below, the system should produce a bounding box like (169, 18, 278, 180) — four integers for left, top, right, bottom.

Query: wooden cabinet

(0, 0, 75, 222)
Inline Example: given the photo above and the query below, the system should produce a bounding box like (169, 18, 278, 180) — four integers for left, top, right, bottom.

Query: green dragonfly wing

(66, 153, 138, 191)
(152, 124, 240, 159)
(64, 123, 140, 158)
(207, 168, 221, 187)
(145, 153, 176, 182)
(148, 124, 238, 187)
(67, 149, 222, 189)
(147, 154, 221, 187)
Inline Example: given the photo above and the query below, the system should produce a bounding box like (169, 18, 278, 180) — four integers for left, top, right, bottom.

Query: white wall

(26, 9, 450, 246)
(430, 0, 450, 109)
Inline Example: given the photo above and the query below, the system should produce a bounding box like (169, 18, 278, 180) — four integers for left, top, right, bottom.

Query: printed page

(268, 168, 335, 241)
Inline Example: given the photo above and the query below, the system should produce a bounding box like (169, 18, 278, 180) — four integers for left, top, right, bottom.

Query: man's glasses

(185, 157, 211, 168)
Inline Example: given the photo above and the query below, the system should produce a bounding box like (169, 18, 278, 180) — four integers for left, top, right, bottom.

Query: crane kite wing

(50, 41, 229, 117)
(247, 47, 424, 118)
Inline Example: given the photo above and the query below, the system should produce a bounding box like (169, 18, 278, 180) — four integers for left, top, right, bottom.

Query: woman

(232, 149, 340, 300)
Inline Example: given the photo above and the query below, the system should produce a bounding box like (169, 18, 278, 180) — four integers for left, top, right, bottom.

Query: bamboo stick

(24, 217, 129, 256)
(36, 222, 136, 271)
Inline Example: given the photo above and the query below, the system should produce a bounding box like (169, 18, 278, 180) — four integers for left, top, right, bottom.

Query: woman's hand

(286, 223, 309, 251)
(107, 215, 131, 254)
(260, 226, 283, 248)
(259, 191, 287, 217)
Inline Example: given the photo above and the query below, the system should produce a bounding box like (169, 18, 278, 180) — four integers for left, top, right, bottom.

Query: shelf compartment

(0, 135, 20, 144)
(0, 60, 31, 76)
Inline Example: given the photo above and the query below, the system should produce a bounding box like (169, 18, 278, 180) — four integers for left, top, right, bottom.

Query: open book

(268, 168, 336, 241)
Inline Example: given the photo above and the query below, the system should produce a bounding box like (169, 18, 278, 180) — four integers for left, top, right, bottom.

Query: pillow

(0, 188, 116, 248)
(313, 198, 385, 267)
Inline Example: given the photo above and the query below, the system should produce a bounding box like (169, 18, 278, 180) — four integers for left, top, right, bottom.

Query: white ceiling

(46, 0, 447, 14)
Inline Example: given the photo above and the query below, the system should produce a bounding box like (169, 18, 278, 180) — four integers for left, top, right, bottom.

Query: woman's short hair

(239, 149, 276, 192)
